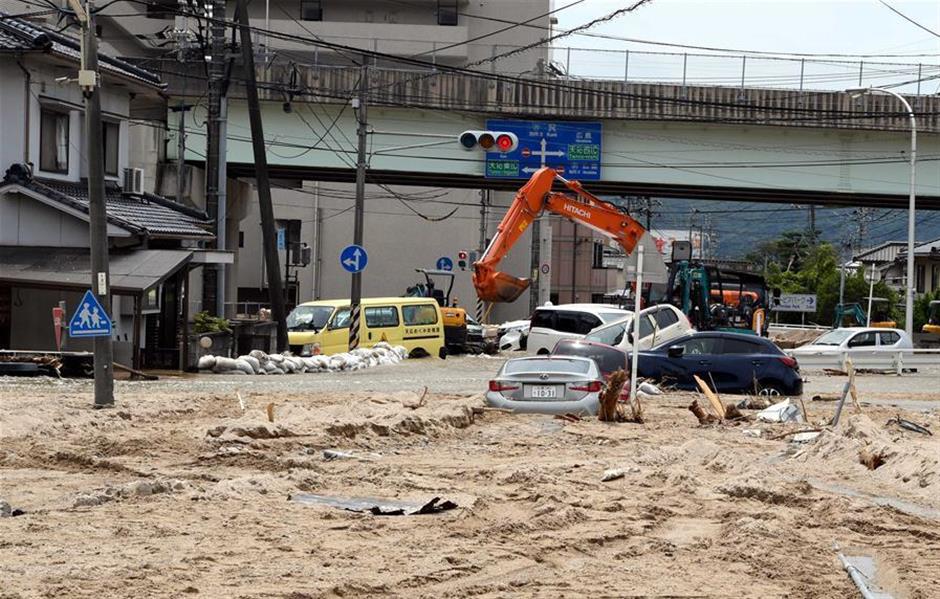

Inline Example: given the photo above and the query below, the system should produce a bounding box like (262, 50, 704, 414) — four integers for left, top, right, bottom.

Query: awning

(0, 247, 192, 294)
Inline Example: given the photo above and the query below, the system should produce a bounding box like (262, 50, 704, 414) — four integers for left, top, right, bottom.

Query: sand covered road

(1, 362, 939, 598)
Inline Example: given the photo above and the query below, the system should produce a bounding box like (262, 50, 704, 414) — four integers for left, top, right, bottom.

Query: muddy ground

(1, 357, 939, 598)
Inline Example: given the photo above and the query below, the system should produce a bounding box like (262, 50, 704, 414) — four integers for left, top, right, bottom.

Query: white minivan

(527, 304, 631, 355)
(583, 304, 693, 351)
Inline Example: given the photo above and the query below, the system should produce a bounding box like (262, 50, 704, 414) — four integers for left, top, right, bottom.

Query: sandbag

(232, 358, 255, 376)
(249, 350, 268, 363)
(268, 354, 285, 364)
(239, 355, 261, 374)
(212, 357, 238, 373)
(197, 355, 216, 370)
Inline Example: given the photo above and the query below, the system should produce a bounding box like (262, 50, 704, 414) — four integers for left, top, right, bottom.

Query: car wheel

(536, 348, 549, 355)
(757, 382, 784, 397)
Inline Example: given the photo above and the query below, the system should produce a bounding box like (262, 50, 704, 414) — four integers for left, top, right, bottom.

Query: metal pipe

(838, 554, 883, 599)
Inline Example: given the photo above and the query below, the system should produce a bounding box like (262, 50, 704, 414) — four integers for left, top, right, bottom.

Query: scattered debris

(402, 387, 429, 410)
(757, 399, 803, 423)
(791, 431, 822, 443)
(737, 395, 771, 410)
(553, 413, 582, 423)
(0, 499, 11, 517)
(742, 429, 763, 438)
(859, 448, 889, 470)
(322, 449, 380, 461)
(886, 414, 932, 436)
(767, 428, 824, 441)
(693, 374, 726, 421)
(601, 468, 625, 482)
(689, 399, 718, 425)
(838, 553, 895, 599)
(811, 394, 840, 402)
(291, 493, 457, 516)
(724, 402, 745, 421)
(598, 369, 627, 422)
(638, 381, 662, 396)
(266, 403, 275, 423)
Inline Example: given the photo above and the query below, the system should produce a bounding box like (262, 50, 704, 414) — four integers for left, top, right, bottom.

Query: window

(653, 307, 680, 329)
(722, 338, 763, 354)
(300, 0, 322, 21)
(530, 309, 554, 329)
(505, 358, 591, 375)
(40, 108, 69, 173)
(680, 336, 722, 355)
(579, 313, 603, 334)
(437, 0, 457, 25)
(847, 332, 877, 348)
(553, 311, 582, 334)
(592, 243, 604, 269)
(933, 266, 940, 292)
(599, 312, 627, 323)
(365, 306, 399, 328)
(103, 121, 119, 176)
(287, 305, 334, 331)
(637, 315, 655, 339)
(585, 323, 626, 346)
(552, 341, 627, 374)
(402, 304, 438, 326)
(330, 307, 351, 329)
(879, 331, 900, 346)
(916, 264, 926, 293)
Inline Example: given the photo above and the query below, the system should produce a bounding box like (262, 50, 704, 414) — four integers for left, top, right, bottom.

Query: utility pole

(171, 102, 192, 203)
(477, 189, 488, 322)
(808, 205, 817, 242)
(348, 58, 368, 351)
(203, 0, 226, 316)
(237, 0, 288, 350)
(69, 0, 113, 406)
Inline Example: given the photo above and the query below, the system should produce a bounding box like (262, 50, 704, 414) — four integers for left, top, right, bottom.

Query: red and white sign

(52, 306, 64, 351)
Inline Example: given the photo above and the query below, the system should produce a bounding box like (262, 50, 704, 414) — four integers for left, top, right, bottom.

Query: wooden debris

(113, 362, 158, 381)
(693, 374, 725, 421)
(689, 399, 718, 425)
(554, 413, 582, 423)
(598, 369, 628, 422)
(766, 427, 824, 441)
(724, 402, 745, 421)
(266, 402, 275, 423)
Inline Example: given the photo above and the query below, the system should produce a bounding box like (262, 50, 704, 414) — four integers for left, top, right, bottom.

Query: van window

(403, 304, 438, 326)
(365, 306, 399, 328)
(579, 313, 603, 333)
(553, 311, 583, 334)
(653, 308, 679, 329)
(287, 305, 334, 331)
(330, 307, 351, 329)
(530, 309, 554, 329)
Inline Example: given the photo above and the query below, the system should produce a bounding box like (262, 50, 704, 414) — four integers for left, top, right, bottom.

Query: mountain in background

(639, 198, 940, 261)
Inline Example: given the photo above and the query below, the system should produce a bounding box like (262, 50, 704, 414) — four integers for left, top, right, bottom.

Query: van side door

(364, 305, 402, 346)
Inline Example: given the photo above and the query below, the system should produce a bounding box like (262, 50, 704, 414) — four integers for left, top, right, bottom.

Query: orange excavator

(473, 167, 666, 303)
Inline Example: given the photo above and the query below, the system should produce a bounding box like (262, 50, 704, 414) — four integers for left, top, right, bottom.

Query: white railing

(788, 349, 940, 372)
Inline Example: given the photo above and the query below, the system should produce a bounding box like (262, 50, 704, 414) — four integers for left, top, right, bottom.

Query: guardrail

(788, 349, 940, 373)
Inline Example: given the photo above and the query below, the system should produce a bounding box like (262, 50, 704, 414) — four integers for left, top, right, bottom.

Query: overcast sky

(552, 1, 940, 92)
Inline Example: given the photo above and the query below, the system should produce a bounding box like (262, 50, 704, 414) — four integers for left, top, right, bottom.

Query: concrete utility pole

(477, 189, 488, 322)
(237, 0, 288, 351)
(171, 102, 191, 203)
(348, 59, 368, 351)
(71, 0, 113, 407)
(204, 0, 226, 316)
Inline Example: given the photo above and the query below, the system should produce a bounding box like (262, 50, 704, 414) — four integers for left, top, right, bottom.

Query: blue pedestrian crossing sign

(436, 256, 453, 271)
(69, 289, 112, 338)
(340, 244, 368, 273)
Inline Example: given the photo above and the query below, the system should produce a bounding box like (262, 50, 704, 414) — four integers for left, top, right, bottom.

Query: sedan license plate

(526, 384, 559, 399)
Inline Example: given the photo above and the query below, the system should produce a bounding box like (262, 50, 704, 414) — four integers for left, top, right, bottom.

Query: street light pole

(848, 87, 917, 337)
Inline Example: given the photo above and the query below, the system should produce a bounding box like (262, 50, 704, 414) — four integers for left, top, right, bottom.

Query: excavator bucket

(473, 268, 530, 303)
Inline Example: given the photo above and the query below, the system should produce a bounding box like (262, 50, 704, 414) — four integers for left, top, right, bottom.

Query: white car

(790, 327, 914, 355)
(527, 303, 630, 355)
(583, 304, 693, 351)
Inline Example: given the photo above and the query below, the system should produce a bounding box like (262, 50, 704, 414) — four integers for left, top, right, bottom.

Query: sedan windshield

(813, 329, 854, 346)
(286, 306, 334, 331)
(504, 358, 591, 375)
(584, 321, 628, 346)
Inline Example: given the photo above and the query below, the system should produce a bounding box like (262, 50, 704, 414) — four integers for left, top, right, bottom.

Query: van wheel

(410, 348, 429, 359)
(438, 347, 448, 360)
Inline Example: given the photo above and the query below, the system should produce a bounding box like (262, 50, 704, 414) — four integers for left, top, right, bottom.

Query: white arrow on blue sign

(68, 289, 112, 338)
(340, 244, 368, 273)
(436, 256, 453, 271)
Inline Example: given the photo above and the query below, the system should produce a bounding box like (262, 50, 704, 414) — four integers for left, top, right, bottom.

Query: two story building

(0, 14, 222, 368)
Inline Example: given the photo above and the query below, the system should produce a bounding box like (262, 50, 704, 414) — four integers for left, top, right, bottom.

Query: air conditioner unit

(123, 167, 144, 195)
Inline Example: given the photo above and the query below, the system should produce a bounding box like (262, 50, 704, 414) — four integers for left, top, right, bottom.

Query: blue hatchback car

(634, 332, 803, 396)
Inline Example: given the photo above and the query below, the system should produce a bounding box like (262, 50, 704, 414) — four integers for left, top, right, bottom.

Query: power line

(878, 0, 940, 40)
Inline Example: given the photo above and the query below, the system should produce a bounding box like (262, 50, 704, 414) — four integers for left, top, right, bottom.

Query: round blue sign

(436, 256, 454, 271)
(340, 244, 368, 273)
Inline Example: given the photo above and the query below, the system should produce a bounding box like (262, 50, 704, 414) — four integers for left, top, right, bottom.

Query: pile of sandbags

(197, 342, 408, 375)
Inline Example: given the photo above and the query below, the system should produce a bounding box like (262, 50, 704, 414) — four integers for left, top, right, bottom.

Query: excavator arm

(473, 167, 657, 303)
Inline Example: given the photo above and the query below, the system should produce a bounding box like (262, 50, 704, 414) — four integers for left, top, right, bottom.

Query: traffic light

(457, 250, 469, 270)
(458, 130, 518, 153)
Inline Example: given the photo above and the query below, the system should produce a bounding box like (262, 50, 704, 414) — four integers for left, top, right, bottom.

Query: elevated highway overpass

(165, 65, 940, 209)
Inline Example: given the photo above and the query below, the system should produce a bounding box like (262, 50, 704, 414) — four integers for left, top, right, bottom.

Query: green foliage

(914, 290, 940, 331)
(762, 237, 900, 326)
(193, 311, 231, 334)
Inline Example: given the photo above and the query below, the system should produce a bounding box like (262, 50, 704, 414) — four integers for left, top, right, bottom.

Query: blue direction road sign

(484, 119, 602, 180)
(340, 244, 368, 273)
(69, 289, 112, 338)
(436, 256, 453, 271)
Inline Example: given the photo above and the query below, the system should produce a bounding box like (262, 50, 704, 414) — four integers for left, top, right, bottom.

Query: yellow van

(287, 297, 446, 358)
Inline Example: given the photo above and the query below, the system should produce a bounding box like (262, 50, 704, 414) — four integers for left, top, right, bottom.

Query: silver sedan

(485, 356, 603, 415)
